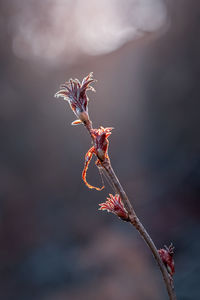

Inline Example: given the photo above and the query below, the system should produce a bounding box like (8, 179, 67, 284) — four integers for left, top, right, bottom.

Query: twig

(87, 124, 176, 300)
(102, 161, 177, 300)
(55, 73, 177, 300)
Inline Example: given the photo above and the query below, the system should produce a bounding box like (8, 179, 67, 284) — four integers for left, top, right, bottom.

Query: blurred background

(0, 0, 200, 299)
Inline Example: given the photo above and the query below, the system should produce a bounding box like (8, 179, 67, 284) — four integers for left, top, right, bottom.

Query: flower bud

(158, 244, 175, 276)
(91, 127, 113, 161)
(55, 73, 95, 125)
(99, 194, 129, 221)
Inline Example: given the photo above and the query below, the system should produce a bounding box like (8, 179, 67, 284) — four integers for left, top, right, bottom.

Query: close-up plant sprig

(55, 72, 176, 300)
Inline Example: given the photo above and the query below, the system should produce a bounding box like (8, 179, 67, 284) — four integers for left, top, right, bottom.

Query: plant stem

(85, 121, 176, 300)
(102, 161, 177, 300)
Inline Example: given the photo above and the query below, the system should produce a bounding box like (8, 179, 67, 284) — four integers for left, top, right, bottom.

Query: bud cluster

(158, 244, 175, 277)
(55, 72, 95, 125)
(99, 194, 129, 221)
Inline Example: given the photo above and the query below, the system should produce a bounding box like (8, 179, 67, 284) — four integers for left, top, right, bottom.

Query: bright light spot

(11, 0, 168, 66)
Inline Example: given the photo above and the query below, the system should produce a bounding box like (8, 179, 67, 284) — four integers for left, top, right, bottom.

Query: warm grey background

(0, 1, 199, 299)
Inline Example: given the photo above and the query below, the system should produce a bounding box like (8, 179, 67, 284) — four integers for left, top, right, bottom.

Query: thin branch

(102, 161, 177, 300)
(86, 122, 176, 300)
(55, 74, 177, 300)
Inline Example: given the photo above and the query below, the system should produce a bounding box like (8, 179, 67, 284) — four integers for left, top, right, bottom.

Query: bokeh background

(0, 0, 200, 299)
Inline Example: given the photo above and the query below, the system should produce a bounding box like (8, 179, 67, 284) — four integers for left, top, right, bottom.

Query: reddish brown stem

(102, 161, 176, 300)
(85, 120, 176, 300)
(56, 73, 177, 299)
